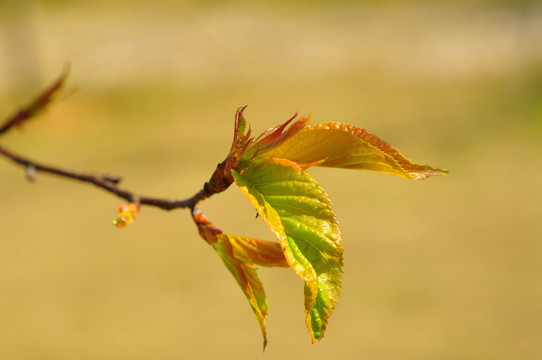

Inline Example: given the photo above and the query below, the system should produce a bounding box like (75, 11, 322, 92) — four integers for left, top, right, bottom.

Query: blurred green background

(1, 0, 541, 359)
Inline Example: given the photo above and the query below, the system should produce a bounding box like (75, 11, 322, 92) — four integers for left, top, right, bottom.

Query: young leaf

(255, 120, 448, 179)
(224, 109, 447, 343)
(191, 207, 288, 349)
(112, 202, 140, 228)
(229, 235, 289, 268)
(232, 159, 343, 342)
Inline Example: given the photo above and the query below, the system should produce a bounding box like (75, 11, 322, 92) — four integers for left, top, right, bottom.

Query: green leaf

(232, 159, 343, 342)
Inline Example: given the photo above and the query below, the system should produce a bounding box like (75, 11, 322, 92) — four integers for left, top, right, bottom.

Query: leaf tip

(262, 335, 268, 352)
(409, 165, 449, 180)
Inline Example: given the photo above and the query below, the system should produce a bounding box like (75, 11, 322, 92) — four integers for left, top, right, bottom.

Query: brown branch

(0, 144, 215, 210)
(0, 67, 235, 213)
(0, 65, 70, 136)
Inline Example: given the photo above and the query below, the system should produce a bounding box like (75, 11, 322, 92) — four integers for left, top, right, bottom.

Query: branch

(0, 68, 226, 212)
(0, 144, 213, 209)
(0, 65, 70, 136)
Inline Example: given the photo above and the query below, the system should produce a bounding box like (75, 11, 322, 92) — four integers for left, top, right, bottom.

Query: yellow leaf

(265, 122, 448, 179)
(191, 207, 288, 349)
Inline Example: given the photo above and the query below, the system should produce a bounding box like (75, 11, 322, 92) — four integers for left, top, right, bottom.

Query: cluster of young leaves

(1, 70, 447, 349)
(189, 107, 447, 348)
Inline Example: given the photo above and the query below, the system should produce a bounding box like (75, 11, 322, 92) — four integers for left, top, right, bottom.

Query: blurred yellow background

(1, 0, 541, 359)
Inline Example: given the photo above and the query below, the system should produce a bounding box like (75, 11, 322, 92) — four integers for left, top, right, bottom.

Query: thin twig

(0, 65, 70, 136)
(0, 67, 231, 211)
(0, 145, 213, 210)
